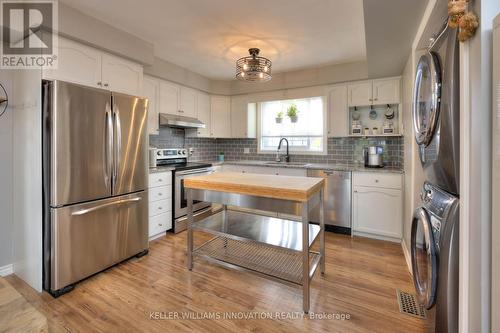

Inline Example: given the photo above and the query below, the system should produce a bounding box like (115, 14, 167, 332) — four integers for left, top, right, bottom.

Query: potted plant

(287, 104, 298, 123)
(275, 111, 284, 123)
(218, 152, 225, 162)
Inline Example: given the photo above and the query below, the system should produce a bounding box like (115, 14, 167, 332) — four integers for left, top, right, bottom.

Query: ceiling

(59, 0, 367, 80)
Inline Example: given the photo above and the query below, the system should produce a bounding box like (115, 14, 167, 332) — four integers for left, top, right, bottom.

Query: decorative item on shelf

(218, 152, 225, 162)
(372, 127, 379, 135)
(0, 83, 8, 118)
(235, 48, 272, 82)
(352, 120, 362, 135)
(364, 127, 370, 136)
(383, 121, 395, 134)
(385, 104, 395, 120)
(275, 111, 284, 123)
(369, 108, 378, 120)
(352, 107, 361, 121)
(448, 0, 478, 42)
(287, 104, 298, 123)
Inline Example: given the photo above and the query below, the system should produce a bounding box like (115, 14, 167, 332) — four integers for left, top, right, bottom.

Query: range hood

(159, 113, 205, 129)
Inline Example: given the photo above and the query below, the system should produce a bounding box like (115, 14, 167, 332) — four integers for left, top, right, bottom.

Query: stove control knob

(157, 150, 162, 156)
(423, 190, 433, 203)
(180, 149, 187, 155)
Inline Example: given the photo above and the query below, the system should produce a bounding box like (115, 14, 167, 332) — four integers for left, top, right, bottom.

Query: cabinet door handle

(375, 179, 379, 183)
(354, 190, 358, 193)
(179, 110, 184, 113)
(158, 193, 162, 196)
(104, 83, 109, 87)
(97, 81, 102, 86)
(159, 223, 163, 226)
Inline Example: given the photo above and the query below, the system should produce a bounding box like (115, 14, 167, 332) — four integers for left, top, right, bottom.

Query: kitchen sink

(264, 161, 311, 167)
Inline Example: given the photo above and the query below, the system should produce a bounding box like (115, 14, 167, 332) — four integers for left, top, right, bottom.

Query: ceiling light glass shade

(236, 48, 272, 82)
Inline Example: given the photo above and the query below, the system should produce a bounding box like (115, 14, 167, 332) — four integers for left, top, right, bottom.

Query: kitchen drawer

(149, 212, 172, 237)
(149, 185, 172, 202)
(149, 199, 172, 217)
(149, 171, 172, 188)
(353, 172, 402, 189)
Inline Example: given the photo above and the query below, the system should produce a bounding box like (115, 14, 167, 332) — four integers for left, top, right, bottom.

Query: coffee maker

(364, 146, 384, 168)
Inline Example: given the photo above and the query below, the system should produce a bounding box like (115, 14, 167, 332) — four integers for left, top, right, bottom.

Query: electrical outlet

(243, 148, 250, 154)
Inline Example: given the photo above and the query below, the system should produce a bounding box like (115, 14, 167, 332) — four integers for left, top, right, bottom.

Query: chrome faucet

(276, 138, 290, 162)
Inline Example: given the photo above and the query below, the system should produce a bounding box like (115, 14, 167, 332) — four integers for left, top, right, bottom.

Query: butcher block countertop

(184, 172, 325, 202)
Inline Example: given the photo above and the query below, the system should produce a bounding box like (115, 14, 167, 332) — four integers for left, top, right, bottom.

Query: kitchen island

(184, 172, 325, 313)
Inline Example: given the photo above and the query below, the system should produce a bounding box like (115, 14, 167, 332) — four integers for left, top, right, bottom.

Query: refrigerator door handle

(113, 105, 122, 189)
(71, 197, 142, 216)
(105, 102, 113, 191)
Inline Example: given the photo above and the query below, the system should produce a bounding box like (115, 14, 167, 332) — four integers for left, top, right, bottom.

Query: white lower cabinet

(352, 172, 403, 242)
(148, 171, 172, 240)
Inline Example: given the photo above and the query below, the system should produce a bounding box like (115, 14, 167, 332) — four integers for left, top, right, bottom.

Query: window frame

(256, 96, 328, 155)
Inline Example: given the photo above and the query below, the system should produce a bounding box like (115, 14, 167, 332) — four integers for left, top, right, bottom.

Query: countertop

(149, 166, 175, 173)
(202, 160, 404, 174)
(184, 172, 325, 202)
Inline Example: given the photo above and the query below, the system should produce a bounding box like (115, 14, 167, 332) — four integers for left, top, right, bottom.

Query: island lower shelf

(192, 210, 321, 285)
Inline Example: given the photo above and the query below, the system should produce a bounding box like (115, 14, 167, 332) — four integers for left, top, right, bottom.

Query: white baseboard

(352, 231, 401, 243)
(401, 238, 413, 276)
(0, 264, 13, 277)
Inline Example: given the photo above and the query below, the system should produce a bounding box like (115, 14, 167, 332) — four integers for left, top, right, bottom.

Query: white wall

(0, 69, 13, 272)
(461, 1, 500, 332)
(11, 69, 43, 292)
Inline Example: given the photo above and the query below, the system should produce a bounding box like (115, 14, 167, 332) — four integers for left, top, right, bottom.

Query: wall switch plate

(243, 148, 250, 154)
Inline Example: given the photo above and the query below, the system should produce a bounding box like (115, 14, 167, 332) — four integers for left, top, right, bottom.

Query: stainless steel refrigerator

(42, 80, 149, 297)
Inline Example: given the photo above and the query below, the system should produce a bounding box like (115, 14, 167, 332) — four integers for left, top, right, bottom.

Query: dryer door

(413, 52, 442, 147)
(411, 207, 438, 309)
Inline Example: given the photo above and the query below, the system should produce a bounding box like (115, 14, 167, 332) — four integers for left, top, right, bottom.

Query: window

(258, 96, 326, 154)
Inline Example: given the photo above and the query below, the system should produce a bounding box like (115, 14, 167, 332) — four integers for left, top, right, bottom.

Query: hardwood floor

(6, 232, 430, 333)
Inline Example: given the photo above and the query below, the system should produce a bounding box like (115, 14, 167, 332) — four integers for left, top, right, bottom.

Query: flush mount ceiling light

(236, 48, 272, 82)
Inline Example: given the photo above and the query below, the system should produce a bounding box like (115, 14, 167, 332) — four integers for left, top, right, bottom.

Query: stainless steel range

(151, 148, 214, 233)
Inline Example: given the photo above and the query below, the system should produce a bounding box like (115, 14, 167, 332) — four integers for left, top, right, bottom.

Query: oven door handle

(176, 168, 214, 176)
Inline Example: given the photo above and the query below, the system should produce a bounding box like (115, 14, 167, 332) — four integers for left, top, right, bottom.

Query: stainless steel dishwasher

(308, 169, 352, 234)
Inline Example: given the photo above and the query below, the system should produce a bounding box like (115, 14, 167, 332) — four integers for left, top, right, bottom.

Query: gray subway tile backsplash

(149, 129, 404, 168)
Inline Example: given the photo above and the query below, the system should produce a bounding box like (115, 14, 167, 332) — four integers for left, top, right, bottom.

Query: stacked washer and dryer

(411, 22, 460, 333)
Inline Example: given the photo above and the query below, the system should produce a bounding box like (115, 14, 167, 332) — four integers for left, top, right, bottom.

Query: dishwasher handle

(322, 170, 351, 179)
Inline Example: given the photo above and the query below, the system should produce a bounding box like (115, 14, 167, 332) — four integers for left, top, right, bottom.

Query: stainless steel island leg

(302, 201, 310, 313)
(187, 188, 194, 270)
(319, 189, 325, 274)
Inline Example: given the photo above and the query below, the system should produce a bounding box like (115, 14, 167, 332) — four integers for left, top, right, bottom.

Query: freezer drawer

(50, 191, 148, 291)
(308, 170, 352, 229)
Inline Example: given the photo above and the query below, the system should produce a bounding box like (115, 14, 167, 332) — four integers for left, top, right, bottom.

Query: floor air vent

(396, 290, 427, 319)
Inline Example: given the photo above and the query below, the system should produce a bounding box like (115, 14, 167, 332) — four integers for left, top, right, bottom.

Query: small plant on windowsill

(275, 111, 284, 123)
(287, 104, 298, 123)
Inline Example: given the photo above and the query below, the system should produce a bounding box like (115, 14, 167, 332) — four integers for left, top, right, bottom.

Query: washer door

(411, 207, 438, 309)
(413, 52, 442, 147)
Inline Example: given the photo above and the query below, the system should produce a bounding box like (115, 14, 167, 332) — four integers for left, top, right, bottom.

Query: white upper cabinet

(372, 78, 401, 105)
(348, 77, 401, 107)
(231, 96, 256, 138)
(43, 37, 143, 96)
(327, 85, 348, 137)
(195, 92, 211, 137)
(143, 76, 160, 135)
(348, 81, 373, 107)
(159, 81, 180, 116)
(101, 53, 143, 96)
(179, 87, 197, 118)
(43, 38, 102, 88)
(211, 96, 231, 138)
